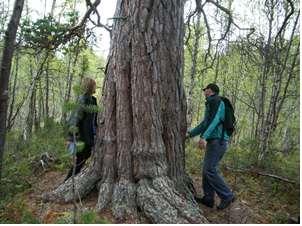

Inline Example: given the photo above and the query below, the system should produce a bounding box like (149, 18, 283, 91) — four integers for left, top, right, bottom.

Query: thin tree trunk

(257, 3, 299, 163)
(61, 41, 80, 124)
(44, 0, 56, 122)
(25, 51, 50, 137)
(25, 59, 35, 138)
(51, 83, 56, 117)
(45, 58, 50, 119)
(187, 12, 201, 127)
(37, 80, 44, 130)
(214, 55, 220, 83)
(7, 48, 19, 131)
(0, 0, 24, 185)
(257, 0, 274, 162)
(50, 0, 56, 16)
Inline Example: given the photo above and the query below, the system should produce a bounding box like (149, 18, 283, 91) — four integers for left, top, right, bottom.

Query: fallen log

(223, 165, 298, 185)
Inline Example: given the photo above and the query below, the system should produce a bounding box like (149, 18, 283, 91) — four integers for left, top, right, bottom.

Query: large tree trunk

(43, 0, 207, 223)
(0, 0, 24, 183)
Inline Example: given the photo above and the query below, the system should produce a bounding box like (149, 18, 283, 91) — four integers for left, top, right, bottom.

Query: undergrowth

(185, 138, 300, 223)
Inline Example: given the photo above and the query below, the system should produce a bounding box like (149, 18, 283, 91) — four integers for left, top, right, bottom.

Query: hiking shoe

(217, 196, 235, 210)
(195, 196, 214, 208)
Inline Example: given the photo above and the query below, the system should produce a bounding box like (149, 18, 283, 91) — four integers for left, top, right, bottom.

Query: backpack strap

(219, 96, 225, 145)
(220, 123, 225, 145)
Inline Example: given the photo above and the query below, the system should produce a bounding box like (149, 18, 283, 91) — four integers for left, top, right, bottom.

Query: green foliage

(21, 209, 40, 224)
(20, 16, 71, 49)
(63, 11, 80, 25)
(1, 121, 69, 201)
(64, 100, 101, 115)
(54, 212, 73, 224)
(63, 101, 80, 113)
(54, 210, 110, 224)
(185, 138, 202, 175)
(0, 122, 73, 223)
(72, 84, 84, 96)
(79, 210, 110, 224)
(0, 195, 40, 223)
(268, 151, 299, 180)
(224, 143, 257, 168)
(271, 212, 290, 224)
(222, 141, 300, 182)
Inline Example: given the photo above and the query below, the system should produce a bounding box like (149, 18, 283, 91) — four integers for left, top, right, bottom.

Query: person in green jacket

(187, 83, 235, 210)
(65, 77, 98, 181)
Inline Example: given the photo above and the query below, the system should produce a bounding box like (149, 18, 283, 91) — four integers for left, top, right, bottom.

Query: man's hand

(198, 138, 207, 150)
(185, 132, 190, 140)
(65, 140, 72, 148)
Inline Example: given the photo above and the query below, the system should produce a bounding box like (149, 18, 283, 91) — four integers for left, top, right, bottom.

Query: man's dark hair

(203, 83, 220, 94)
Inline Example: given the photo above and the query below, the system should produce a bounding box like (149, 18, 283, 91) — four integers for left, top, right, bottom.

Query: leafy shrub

(1, 121, 69, 206)
(0, 196, 39, 223)
(54, 210, 110, 224)
(79, 210, 110, 224)
(185, 138, 203, 175)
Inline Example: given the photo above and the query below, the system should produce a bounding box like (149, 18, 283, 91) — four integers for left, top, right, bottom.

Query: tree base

(43, 172, 208, 223)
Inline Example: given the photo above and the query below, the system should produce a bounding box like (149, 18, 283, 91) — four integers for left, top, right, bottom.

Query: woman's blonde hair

(82, 77, 96, 94)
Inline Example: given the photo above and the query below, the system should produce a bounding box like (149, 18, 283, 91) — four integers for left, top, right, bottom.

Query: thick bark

(43, 0, 207, 223)
(0, 0, 24, 182)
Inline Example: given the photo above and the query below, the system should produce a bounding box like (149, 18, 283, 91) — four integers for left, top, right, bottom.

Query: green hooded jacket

(189, 94, 229, 141)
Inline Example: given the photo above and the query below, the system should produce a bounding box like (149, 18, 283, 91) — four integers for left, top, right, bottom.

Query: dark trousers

(202, 139, 233, 201)
(65, 144, 92, 181)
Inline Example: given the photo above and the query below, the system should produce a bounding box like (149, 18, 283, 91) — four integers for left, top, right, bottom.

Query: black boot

(195, 196, 214, 208)
(217, 195, 235, 210)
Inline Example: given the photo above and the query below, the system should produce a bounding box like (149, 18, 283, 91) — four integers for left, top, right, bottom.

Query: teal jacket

(189, 94, 229, 141)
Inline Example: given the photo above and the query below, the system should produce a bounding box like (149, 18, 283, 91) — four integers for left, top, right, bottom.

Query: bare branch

(86, 0, 112, 33)
(206, 0, 255, 39)
(88, 17, 111, 33)
(275, 0, 295, 42)
(53, 0, 103, 49)
(200, 8, 212, 62)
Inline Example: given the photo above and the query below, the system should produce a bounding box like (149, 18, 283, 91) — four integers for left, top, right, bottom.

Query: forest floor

(1, 167, 299, 224)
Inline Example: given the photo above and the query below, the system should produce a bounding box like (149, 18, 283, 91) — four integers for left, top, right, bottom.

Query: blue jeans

(202, 139, 233, 201)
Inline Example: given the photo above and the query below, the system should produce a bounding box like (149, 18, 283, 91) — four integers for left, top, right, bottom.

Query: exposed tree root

(43, 172, 208, 223)
(96, 181, 113, 211)
(112, 180, 137, 221)
(137, 176, 208, 224)
(42, 167, 99, 203)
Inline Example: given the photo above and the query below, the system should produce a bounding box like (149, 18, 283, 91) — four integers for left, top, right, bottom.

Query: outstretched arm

(188, 97, 221, 138)
(188, 119, 207, 138)
(66, 96, 86, 141)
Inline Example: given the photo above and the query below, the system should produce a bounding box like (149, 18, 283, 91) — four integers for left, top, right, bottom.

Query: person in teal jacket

(187, 83, 235, 210)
